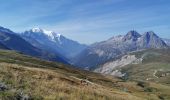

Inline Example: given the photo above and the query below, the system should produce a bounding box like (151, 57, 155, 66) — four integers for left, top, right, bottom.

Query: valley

(0, 26, 170, 100)
(0, 0, 170, 99)
(0, 50, 170, 100)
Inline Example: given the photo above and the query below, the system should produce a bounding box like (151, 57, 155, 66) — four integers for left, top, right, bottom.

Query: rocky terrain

(74, 31, 168, 69)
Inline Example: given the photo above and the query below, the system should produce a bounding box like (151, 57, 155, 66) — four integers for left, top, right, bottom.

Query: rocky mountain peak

(139, 31, 167, 48)
(143, 31, 159, 39)
(123, 30, 141, 41)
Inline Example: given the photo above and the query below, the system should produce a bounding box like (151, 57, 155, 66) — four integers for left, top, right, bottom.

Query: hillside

(95, 49, 170, 83)
(121, 49, 170, 84)
(74, 31, 168, 69)
(0, 49, 170, 100)
(0, 49, 137, 100)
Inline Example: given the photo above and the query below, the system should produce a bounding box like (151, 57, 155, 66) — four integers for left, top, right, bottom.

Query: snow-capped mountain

(1, 25, 169, 68)
(21, 28, 87, 60)
(30, 28, 62, 43)
(74, 30, 168, 69)
(0, 27, 41, 56)
(0, 26, 68, 64)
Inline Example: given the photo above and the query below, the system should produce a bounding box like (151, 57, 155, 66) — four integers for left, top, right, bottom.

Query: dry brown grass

(0, 49, 170, 100)
(0, 62, 143, 100)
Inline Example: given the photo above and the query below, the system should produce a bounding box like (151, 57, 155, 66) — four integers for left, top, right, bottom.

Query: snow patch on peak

(56, 33, 62, 44)
(30, 28, 62, 44)
(43, 29, 53, 36)
(55, 33, 62, 44)
(43, 30, 62, 44)
(57, 33, 61, 38)
(31, 28, 54, 36)
(31, 27, 43, 33)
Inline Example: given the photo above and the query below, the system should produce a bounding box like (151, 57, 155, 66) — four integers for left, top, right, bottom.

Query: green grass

(0, 49, 170, 100)
(119, 49, 170, 100)
(0, 49, 145, 100)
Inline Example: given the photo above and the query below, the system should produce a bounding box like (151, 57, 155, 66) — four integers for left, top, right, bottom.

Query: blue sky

(0, 0, 170, 44)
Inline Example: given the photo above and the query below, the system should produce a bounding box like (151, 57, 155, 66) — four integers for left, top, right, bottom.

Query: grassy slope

(121, 49, 170, 100)
(0, 49, 169, 100)
(0, 49, 144, 100)
(122, 49, 170, 83)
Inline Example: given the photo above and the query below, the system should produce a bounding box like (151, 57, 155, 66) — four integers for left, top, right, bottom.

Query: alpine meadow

(0, 0, 170, 100)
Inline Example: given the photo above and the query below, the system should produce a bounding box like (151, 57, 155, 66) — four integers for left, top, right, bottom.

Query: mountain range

(98, 48, 170, 83)
(0, 26, 169, 70)
(21, 28, 87, 60)
(0, 26, 69, 63)
(73, 31, 168, 69)
(0, 26, 170, 99)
